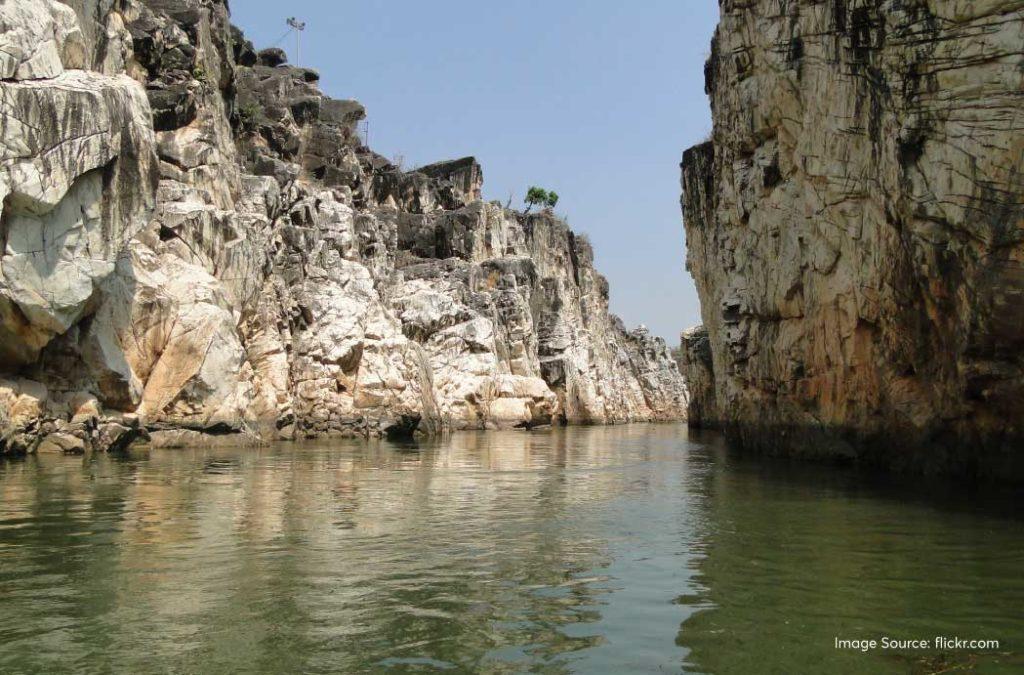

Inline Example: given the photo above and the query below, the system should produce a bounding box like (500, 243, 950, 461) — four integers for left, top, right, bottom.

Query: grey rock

(148, 83, 197, 131)
(257, 47, 287, 67)
(37, 430, 87, 454)
(230, 24, 257, 67)
(93, 420, 146, 452)
(678, 326, 716, 429)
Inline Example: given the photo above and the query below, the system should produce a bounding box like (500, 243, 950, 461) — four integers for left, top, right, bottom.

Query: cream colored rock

(0, 66, 157, 366)
(101, 242, 254, 429)
(0, 0, 86, 80)
(37, 431, 87, 454)
(80, 311, 143, 411)
(0, 0, 686, 450)
(682, 0, 1024, 478)
(0, 378, 48, 429)
(68, 391, 101, 422)
(485, 375, 556, 428)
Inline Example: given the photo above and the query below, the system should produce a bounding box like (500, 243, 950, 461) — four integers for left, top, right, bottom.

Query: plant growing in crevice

(236, 101, 262, 132)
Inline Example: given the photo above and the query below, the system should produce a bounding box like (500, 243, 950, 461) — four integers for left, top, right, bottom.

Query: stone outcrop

(679, 325, 718, 430)
(0, 0, 686, 454)
(681, 0, 1024, 479)
(0, 0, 158, 368)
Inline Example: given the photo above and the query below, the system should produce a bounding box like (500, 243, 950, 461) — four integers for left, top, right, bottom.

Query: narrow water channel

(1, 424, 1020, 673)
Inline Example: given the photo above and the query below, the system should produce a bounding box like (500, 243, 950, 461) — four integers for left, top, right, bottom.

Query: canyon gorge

(2, 3, 1023, 669)
(2, 0, 1021, 484)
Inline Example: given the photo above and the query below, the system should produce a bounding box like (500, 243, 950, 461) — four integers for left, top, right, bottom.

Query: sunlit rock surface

(0, 1, 158, 368)
(0, 0, 686, 453)
(681, 0, 1024, 478)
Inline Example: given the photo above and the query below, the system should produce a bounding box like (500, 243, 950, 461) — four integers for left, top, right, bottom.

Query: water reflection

(0, 425, 704, 673)
(678, 431, 1024, 675)
(0, 424, 1020, 674)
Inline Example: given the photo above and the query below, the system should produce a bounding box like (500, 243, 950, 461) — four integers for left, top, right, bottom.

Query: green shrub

(237, 101, 262, 131)
(524, 186, 559, 213)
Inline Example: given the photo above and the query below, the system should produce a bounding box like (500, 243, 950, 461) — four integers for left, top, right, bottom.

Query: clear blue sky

(231, 1, 718, 342)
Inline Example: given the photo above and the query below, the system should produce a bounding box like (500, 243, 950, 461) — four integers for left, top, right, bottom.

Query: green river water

(0, 423, 1020, 674)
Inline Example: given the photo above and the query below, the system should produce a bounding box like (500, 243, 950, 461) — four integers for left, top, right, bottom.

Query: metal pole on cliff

(287, 17, 306, 66)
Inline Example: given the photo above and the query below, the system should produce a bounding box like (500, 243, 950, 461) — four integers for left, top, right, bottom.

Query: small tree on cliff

(524, 186, 559, 214)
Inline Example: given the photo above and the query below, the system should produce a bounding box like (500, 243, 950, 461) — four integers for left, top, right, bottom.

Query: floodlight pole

(286, 17, 306, 66)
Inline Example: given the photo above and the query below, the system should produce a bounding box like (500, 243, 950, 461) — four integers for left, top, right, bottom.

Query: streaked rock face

(681, 0, 1024, 478)
(0, 1, 158, 369)
(0, 0, 686, 453)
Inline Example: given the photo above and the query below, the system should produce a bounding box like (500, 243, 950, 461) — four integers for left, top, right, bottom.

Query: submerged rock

(681, 0, 1024, 479)
(37, 430, 87, 455)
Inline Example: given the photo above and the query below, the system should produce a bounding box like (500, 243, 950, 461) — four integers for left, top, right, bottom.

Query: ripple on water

(0, 424, 1021, 674)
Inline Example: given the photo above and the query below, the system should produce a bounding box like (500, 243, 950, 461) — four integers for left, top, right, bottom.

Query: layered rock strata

(681, 0, 1024, 479)
(0, 0, 686, 453)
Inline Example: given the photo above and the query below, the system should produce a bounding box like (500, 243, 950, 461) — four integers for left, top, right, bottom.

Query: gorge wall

(681, 0, 1024, 478)
(0, 0, 686, 453)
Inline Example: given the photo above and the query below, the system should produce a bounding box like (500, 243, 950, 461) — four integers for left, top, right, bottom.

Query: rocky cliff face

(0, 0, 686, 453)
(681, 0, 1024, 478)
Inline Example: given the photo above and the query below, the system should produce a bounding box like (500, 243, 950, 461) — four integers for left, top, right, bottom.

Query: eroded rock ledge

(681, 0, 1024, 480)
(0, 0, 687, 454)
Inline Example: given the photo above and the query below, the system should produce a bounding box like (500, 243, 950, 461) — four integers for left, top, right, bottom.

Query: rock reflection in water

(0, 425, 703, 674)
(1, 424, 1021, 674)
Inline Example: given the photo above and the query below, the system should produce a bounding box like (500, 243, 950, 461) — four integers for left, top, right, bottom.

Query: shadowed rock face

(0, 0, 686, 453)
(679, 325, 717, 430)
(681, 0, 1024, 479)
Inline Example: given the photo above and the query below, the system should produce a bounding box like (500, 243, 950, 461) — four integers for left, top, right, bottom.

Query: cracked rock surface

(681, 0, 1024, 478)
(0, 0, 686, 453)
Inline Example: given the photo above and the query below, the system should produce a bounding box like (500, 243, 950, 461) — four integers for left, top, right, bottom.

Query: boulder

(257, 47, 287, 67)
(93, 420, 145, 453)
(0, 0, 86, 81)
(37, 430, 87, 454)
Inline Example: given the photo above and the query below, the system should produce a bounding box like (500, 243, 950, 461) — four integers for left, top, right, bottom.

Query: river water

(0, 423, 1020, 674)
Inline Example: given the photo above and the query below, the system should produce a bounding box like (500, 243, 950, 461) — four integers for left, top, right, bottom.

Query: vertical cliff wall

(0, 0, 686, 454)
(681, 0, 1024, 478)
